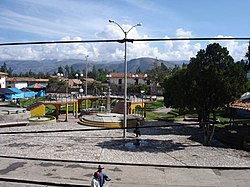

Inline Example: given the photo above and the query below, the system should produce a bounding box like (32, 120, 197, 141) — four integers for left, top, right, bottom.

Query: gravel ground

(0, 115, 249, 168)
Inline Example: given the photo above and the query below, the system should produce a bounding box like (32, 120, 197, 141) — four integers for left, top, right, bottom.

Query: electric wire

(0, 37, 250, 46)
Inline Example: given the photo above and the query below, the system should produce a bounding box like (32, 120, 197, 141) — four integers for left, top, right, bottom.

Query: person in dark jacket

(96, 165, 111, 187)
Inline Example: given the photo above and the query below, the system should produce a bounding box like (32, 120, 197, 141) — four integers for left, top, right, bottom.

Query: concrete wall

(0, 76, 6, 88)
(0, 110, 31, 123)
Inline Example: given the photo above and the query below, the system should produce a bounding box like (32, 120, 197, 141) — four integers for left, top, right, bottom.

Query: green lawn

(20, 97, 48, 108)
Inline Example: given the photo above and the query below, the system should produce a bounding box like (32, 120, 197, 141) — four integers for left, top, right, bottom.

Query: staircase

(26, 102, 43, 111)
(78, 117, 122, 128)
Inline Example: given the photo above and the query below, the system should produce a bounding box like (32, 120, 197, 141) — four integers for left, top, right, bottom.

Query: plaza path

(0, 113, 249, 186)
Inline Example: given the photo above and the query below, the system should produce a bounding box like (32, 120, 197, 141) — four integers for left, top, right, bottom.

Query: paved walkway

(0, 156, 249, 187)
(0, 115, 249, 186)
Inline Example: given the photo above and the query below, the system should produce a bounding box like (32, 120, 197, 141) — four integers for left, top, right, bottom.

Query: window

(118, 79, 122, 84)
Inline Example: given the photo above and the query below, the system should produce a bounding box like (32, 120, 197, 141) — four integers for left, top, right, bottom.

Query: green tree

(64, 65, 70, 78)
(147, 59, 171, 94)
(70, 66, 76, 78)
(7, 67, 13, 76)
(136, 67, 142, 73)
(36, 72, 45, 79)
(163, 43, 247, 145)
(128, 84, 150, 95)
(96, 68, 108, 82)
(0, 62, 8, 73)
(46, 77, 66, 93)
(163, 68, 190, 112)
(28, 69, 34, 77)
(57, 66, 64, 75)
(245, 45, 250, 70)
(246, 80, 250, 92)
(88, 81, 103, 95)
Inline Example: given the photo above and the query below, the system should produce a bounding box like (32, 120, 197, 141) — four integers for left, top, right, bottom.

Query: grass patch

(145, 111, 167, 121)
(20, 97, 48, 108)
(146, 101, 164, 110)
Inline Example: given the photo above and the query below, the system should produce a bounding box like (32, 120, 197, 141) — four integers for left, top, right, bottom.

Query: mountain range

(0, 58, 188, 74)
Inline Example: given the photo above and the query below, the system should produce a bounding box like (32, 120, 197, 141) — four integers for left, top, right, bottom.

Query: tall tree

(7, 67, 13, 77)
(64, 65, 70, 78)
(136, 67, 142, 73)
(0, 62, 8, 73)
(147, 59, 171, 94)
(57, 66, 64, 75)
(163, 43, 247, 145)
(28, 69, 34, 77)
(245, 42, 250, 70)
(163, 68, 190, 111)
(70, 66, 76, 78)
(46, 77, 66, 93)
(88, 65, 97, 78)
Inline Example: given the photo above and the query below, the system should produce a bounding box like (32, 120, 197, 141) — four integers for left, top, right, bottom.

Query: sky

(0, 0, 249, 62)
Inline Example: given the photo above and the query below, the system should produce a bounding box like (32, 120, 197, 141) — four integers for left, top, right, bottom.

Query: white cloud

(175, 28, 192, 38)
(210, 35, 248, 61)
(0, 28, 248, 62)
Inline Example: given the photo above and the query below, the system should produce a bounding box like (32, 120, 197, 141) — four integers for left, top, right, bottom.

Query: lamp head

(137, 23, 142, 27)
(109, 19, 114, 23)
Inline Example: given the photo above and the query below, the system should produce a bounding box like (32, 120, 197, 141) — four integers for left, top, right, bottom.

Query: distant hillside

(0, 58, 188, 74)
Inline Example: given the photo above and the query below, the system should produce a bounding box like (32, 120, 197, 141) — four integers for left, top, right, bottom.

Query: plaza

(0, 115, 249, 186)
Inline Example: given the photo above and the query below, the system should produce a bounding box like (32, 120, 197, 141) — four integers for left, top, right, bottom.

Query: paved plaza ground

(0, 114, 249, 186)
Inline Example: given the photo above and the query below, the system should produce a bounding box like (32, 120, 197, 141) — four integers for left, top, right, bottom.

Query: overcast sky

(0, 0, 249, 62)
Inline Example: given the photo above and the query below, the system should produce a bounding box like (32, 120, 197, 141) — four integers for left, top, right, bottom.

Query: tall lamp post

(248, 40, 250, 70)
(141, 90, 145, 118)
(109, 19, 142, 138)
(85, 55, 89, 96)
(106, 74, 112, 113)
(76, 73, 83, 97)
(57, 72, 64, 99)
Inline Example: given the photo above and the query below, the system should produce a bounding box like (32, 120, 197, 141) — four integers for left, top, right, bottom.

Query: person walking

(134, 118, 141, 137)
(91, 172, 100, 187)
(96, 165, 111, 187)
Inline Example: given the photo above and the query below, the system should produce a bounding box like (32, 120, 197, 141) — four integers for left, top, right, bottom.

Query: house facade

(6, 77, 49, 89)
(106, 73, 162, 95)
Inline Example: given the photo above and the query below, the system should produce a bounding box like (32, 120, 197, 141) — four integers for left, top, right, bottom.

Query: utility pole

(248, 40, 250, 70)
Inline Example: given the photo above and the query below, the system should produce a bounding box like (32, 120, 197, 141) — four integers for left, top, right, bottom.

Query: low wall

(0, 110, 31, 123)
(29, 116, 56, 126)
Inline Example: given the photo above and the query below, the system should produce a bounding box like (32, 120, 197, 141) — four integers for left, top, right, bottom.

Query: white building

(0, 72, 8, 88)
(106, 73, 161, 95)
(6, 77, 49, 89)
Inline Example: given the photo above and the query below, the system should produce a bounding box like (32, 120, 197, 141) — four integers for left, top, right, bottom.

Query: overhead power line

(0, 37, 250, 46)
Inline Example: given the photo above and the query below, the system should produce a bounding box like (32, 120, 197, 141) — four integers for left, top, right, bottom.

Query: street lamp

(57, 73, 65, 99)
(106, 74, 112, 86)
(106, 74, 112, 113)
(76, 73, 83, 97)
(109, 19, 142, 138)
(141, 90, 145, 118)
(85, 55, 89, 96)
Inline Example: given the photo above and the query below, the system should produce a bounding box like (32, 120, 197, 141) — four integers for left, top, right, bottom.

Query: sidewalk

(0, 156, 249, 187)
(0, 116, 249, 186)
